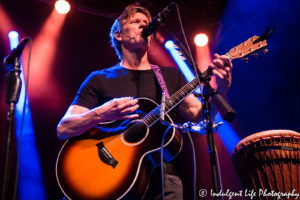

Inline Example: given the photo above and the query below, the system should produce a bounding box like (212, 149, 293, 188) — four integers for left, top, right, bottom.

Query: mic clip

(182, 120, 223, 135)
(160, 118, 223, 135)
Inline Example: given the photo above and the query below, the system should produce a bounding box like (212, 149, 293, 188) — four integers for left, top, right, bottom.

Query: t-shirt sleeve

(71, 72, 102, 109)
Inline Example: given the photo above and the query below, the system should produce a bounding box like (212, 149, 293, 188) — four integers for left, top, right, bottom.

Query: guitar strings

(103, 102, 180, 152)
(103, 74, 204, 151)
(103, 102, 169, 150)
(103, 76, 201, 151)
(104, 78, 200, 151)
(103, 102, 166, 150)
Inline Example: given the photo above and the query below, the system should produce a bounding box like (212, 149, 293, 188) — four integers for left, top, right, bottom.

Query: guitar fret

(147, 115, 155, 123)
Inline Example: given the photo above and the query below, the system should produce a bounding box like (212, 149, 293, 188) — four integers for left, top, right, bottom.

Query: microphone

(142, 2, 176, 37)
(3, 37, 30, 69)
(160, 92, 166, 121)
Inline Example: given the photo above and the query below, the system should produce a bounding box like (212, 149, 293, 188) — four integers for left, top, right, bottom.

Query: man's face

(117, 12, 151, 50)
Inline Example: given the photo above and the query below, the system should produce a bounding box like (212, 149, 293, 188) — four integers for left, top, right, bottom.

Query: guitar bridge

(96, 142, 118, 168)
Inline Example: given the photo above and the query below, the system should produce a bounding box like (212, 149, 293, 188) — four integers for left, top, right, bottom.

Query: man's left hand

(208, 53, 233, 96)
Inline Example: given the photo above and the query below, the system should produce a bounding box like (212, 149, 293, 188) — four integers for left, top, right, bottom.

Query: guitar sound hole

(123, 122, 147, 144)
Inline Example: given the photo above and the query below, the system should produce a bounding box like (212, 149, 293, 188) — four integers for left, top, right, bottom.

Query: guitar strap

(150, 64, 170, 99)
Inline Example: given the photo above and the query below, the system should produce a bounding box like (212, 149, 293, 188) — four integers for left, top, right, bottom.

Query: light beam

(8, 31, 47, 200)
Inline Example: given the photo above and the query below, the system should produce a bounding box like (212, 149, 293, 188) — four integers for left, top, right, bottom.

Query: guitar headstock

(226, 27, 275, 62)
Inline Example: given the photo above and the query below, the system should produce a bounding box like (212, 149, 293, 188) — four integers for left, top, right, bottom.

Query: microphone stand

(159, 19, 237, 200)
(1, 57, 22, 200)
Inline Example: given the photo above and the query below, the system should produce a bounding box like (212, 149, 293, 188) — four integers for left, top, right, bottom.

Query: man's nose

(139, 22, 147, 28)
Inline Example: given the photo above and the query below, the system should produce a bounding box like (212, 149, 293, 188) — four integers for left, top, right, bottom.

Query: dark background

(0, 0, 300, 199)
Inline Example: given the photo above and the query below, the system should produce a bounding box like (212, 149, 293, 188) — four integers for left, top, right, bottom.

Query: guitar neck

(141, 32, 270, 127)
(142, 68, 212, 127)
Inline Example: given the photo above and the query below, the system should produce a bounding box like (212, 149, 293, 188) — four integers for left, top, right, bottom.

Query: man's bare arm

(57, 97, 139, 140)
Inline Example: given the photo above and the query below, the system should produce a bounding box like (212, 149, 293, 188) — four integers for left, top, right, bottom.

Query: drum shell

(232, 130, 300, 200)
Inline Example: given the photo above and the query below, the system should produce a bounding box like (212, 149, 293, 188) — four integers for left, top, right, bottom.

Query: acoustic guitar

(56, 28, 272, 199)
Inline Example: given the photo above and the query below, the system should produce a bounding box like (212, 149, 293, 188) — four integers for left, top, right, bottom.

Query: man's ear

(114, 31, 122, 42)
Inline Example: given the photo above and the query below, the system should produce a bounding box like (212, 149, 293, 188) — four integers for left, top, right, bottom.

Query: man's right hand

(97, 97, 139, 121)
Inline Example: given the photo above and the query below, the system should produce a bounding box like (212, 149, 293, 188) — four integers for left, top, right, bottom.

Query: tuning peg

(258, 41, 262, 47)
(253, 53, 258, 58)
(242, 57, 249, 63)
(262, 49, 268, 54)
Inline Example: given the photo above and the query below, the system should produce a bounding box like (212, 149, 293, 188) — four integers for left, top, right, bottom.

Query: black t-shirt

(71, 63, 188, 109)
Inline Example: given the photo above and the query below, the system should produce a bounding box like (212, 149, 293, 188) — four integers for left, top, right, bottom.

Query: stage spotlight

(8, 31, 19, 49)
(194, 34, 208, 47)
(164, 40, 174, 49)
(8, 31, 18, 39)
(55, 0, 70, 14)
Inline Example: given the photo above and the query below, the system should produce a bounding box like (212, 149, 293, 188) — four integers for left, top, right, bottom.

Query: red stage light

(194, 34, 208, 47)
(55, 0, 70, 14)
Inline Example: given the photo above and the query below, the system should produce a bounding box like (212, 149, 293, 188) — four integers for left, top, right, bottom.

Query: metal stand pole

(1, 57, 22, 200)
(202, 93, 221, 200)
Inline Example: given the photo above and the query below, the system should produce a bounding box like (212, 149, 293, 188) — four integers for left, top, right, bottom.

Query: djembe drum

(232, 130, 300, 200)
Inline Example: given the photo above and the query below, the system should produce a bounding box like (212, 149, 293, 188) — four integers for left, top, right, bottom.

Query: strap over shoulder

(150, 64, 170, 99)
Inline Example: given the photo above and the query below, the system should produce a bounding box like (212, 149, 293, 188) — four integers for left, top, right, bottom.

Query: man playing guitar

(57, 2, 232, 199)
